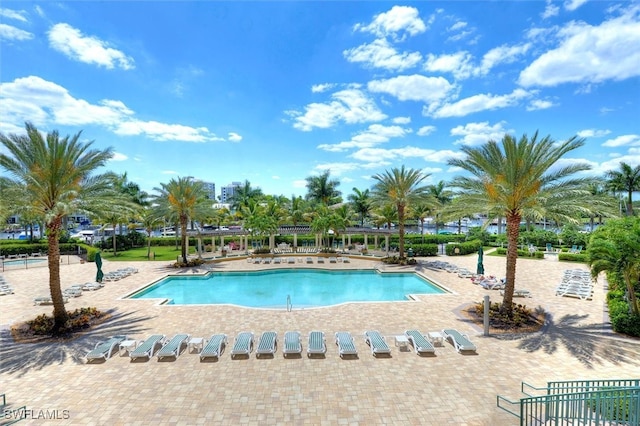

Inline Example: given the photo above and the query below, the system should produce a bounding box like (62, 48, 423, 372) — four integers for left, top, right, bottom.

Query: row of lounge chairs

(102, 267, 138, 282)
(86, 329, 477, 363)
(0, 276, 14, 295)
(248, 256, 351, 265)
(555, 268, 593, 300)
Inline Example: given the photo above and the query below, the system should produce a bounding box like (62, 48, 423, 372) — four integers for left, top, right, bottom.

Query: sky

(1, 1, 639, 200)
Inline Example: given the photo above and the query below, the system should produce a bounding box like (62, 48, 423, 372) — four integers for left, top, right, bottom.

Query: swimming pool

(130, 269, 445, 308)
(2, 258, 46, 267)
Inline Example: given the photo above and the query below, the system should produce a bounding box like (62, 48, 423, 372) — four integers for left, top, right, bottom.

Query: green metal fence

(497, 379, 640, 425)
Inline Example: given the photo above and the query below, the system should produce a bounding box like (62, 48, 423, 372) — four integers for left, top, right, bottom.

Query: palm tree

(588, 217, 640, 316)
(371, 166, 431, 258)
(448, 132, 593, 312)
(427, 181, 453, 234)
(229, 180, 263, 212)
(606, 162, 640, 216)
(305, 170, 341, 206)
(410, 203, 432, 243)
(348, 187, 372, 227)
(154, 177, 211, 262)
(0, 122, 119, 333)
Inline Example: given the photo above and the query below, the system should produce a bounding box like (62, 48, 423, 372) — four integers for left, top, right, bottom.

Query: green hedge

(607, 290, 640, 337)
(445, 239, 483, 256)
(405, 243, 438, 256)
(494, 247, 545, 259)
(558, 252, 588, 263)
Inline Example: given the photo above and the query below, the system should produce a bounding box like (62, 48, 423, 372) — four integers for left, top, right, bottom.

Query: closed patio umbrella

(95, 252, 104, 283)
(476, 246, 485, 275)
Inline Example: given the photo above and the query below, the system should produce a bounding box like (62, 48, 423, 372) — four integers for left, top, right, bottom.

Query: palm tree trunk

(47, 217, 69, 333)
(624, 271, 640, 316)
(398, 204, 405, 258)
(180, 216, 188, 262)
(501, 213, 521, 312)
(628, 189, 634, 216)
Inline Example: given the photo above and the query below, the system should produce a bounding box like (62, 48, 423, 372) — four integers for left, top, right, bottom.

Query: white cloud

(0, 8, 28, 22)
(417, 126, 436, 136)
(450, 121, 512, 146)
(426, 88, 533, 118)
(228, 132, 242, 142)
(542, 1, 560, 19)
(526, 99, 556, 111)
(344, 38, 422, 71)
(48, 23, 135, 70)
(354, 5, 426, 41)
(392, 116, 411, 124)
(0, 23, 33, 41)
(311, 83, 335, 93)
(368, 74, 457, 103)
(292, 179, 307, 188)
(350, 146, 463, 164)
(480, 43, 530, 75)
(448, 21, 467, 32)
(0, 75, 225, 143)
(111, 152, 128, 161)
(602, 134, 640, 147)
(576, 129, 611, 138)
(312, 162, 363, 176)
(424, 51, 475, 80)
(290, 88, 387, 131)
(564, 0, 588, 12)
(318, 124, 410, 152)
(519, 7, 640, 87)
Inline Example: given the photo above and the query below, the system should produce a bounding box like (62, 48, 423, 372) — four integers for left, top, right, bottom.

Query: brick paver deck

(1, 252, 638, 425)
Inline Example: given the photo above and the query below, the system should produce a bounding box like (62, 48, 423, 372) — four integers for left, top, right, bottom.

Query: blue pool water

(2, 258, 46, 266)
(130, 269, 445, 307)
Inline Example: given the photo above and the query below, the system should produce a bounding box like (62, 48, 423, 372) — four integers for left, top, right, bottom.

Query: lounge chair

(442, 329, 477, 353)
(230, 332, 254, 359)
(364, 331, 391, 357)
(198, 334, 227, 361)
(341, 257, 350, 263)
(273, 257, 282, 264)
(129, 334, 165, 361)
(82, 282, 102, 291)
(404, 330, 436, 355)
(256, 331, 278, 358)
(335, 331, 358, 358)
(157, 333, 190, 360)
(33, 296, 68, 305)
(501, 289, 531, 298)
(306, 257, 313, 264)
(86, 335, 127, 363)
(317, 257, 325, 264)
(329, 256, 337, 263)
(283, 331, 302, 357)
(287, 257, 296, 264)
(307, 331, 326, 357)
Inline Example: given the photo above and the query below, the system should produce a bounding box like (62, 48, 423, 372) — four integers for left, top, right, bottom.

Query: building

(220, 181, 242, 203)
(197, 180, 216, 200)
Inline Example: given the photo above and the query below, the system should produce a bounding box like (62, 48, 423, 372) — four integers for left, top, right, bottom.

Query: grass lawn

(100, 245, 197, 261)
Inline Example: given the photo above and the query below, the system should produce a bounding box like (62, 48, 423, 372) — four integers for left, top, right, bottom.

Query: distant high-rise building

(197, 180, 216, 200)
(220, 181, 242, 203)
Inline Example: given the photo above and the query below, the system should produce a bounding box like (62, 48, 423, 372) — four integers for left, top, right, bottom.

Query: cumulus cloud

(368, 74, 457, 104)
(228, 132, 242, 142)
(564, 0, 588, 12)
(289, 88, 387, 131)
(426, 88, 533, 118)
(0, 76, 225, 143)
(526, 99, 556, 111)
(576, 129, 611, 138)
(111, 152, 128, 161)
(311, 162, 364, 176)
(519, 7, 640, 87)
(344, 38, 422, 71)
(417, 126, 436, 136)
(350, 146, 463, 164)
(392, 116, 411, 124)
(48, 23, 135, 70)
(450, 121, 512, 146)
(480, 43, 530, 74)
(541, 1, 560, 19)
(0, 8, 28, 22)
(424, 51, 475, 80)
(0, 23, 33, 41)
(318, 124, 410, 152)
(311, 83, 335, 93)
(602, 134, 640, 148)
(354, 5, 427, 41)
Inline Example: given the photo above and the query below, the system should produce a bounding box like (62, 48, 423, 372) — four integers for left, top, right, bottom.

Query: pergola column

(293, 233, 297, 249)
(364, 233, 368, 248)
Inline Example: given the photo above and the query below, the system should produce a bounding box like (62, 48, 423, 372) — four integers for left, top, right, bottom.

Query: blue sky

(1, 1, 639, 199)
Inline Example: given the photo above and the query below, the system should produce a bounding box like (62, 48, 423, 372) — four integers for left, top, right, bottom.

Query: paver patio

(1, 252, 638, 425)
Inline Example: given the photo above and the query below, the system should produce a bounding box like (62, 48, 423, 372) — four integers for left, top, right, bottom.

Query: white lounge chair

(157, 334, 190, 360)
(307, 331, 326, 357)
(230, 332, 254, 359)
(256, 331, 278, 358)
(404, 330, 436, 355)
(129, 335, 165, 361)
(199, 334, 227, 361)
(364, 331, 391, 357)
(283, 331, 302, 357)
(86, 335, 127, 363)
(442, 329, 477, 353)
(335, 331, 357, 358)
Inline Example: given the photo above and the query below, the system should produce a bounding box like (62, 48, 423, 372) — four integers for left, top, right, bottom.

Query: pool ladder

(286, 294, 292, 312)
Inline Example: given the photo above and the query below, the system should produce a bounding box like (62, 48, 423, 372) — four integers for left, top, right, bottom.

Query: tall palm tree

(305, 170, 341, 206)
(410, 203, 432, 243)
(606, 162, 640, 216)
(0, 122, 119, 333)
(588, 217, 640, 316)
(229, 180, 263, 212)
(154, 177, 211, 262)
(427, 181, 453, 234)
(348, 187, 372, 227)
(371, 166, 431, 258)
(448, 132, 593, 312)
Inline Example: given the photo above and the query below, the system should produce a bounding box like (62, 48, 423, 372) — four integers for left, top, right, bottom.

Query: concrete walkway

(1, 253, 638, 425)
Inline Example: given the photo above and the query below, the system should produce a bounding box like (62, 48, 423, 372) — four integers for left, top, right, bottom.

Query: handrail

(286, 294, 292, 312)
(496, 395, 522, 418)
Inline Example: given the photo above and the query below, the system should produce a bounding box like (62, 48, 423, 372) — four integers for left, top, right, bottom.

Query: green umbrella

(95, 252, 104, 283)
(476, 246, 485, 275)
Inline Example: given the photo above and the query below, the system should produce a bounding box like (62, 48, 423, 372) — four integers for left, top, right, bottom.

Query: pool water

(130, 269, 445, 308)
(2, 258, 46, 266)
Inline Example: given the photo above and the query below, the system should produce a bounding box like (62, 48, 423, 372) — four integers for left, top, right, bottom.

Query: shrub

(381, 256, 417, 265)
(25, 307, 103, 335)
(172, 258, 205, 268)
(405, 243, 438, 256)
(445, 239, 482, 256)
(558, 252, 588, 263)
(494, 247, 545, 259)
(607, 290, 640, 337)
